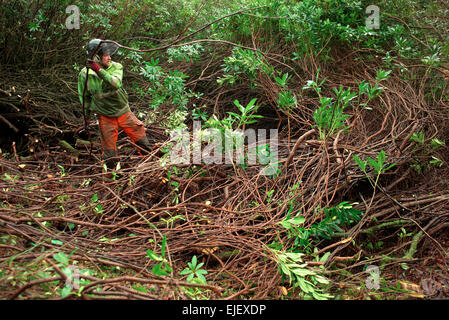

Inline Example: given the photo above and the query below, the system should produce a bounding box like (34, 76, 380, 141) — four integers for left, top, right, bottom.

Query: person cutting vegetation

(78, 39, 151, 180)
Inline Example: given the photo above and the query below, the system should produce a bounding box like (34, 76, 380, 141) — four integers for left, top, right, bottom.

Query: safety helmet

(86, 39, 119, 58)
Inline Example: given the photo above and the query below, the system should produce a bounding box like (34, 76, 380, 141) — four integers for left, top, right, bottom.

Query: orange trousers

(98, 111, 147, 161)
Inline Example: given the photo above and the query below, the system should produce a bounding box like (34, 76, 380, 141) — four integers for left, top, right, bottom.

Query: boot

(135, 136, 152, 155)
(103, 172, 114, 182)
(102, 153, 118, 182)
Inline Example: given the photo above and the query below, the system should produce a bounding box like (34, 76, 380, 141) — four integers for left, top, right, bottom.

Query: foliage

(277, 90, 297, 112)
(146, 235, 173, 277)
(312, 202, 363, 240)
(358, 69, 392, 109)
(180, 255, 208, 284)
(408, 131, 445, 173)
(203, 98, 262, 135)
(312, 96, 350, 140)
(90, 192, 104, 215)
(278, 202, 363, 252)
(305, 67, 391, 139)
(272, 249, 332, 300)
(2, 0, 445, 69)
(304, 71, 357, 140)
(167, 43, 204, 63)
(228, 98, 263, 128)
(353, 150, 396, 189)
(139, 58, 192, 111)
(274, 73, 297, 112)
(200, 98, 263, 169)
(52, 251, 94, 298)
(218, 47, 274, 85)
(2, 0, 448, 302)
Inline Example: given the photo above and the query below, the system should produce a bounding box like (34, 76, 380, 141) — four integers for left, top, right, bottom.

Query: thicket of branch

(1, 0, 449, 300)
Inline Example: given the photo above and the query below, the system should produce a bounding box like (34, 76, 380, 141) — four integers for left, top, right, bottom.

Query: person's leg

(98, 114, 119, 170)
(117, 111, 151, 155)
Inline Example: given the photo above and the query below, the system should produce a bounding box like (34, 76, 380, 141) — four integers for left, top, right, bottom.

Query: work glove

(87, 59, 101, 73)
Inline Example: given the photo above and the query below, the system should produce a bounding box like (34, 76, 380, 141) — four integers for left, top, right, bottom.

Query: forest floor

(1, 44, 449, 301)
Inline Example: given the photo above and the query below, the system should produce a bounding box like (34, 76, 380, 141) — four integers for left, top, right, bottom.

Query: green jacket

(78, 61, 130, 118)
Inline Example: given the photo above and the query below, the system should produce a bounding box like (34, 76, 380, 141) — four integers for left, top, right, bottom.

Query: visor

(100, 42, 119, 56)
(87, 39, 119, 57)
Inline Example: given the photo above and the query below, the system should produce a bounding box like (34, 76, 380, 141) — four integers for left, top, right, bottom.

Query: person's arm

(78, 69, 92, 120)
(96, 63, 123, 89)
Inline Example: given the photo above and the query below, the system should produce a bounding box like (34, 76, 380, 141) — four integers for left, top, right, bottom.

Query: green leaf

(319, 252, 331, 263)
(152, 263, 161, 275)
(279, 264, 292, 283)
(197, 273, 207, 284)
(314, 275, 329, 284)
(132, 285, 147, 293)
(191, 255, 197, 268)
(164, 264, 172, 273)
(430, 138, 445, 150)
(94, 204, 103, 214)
(409, 132, 424, 144)
(233, 100, 244, 113)
(161, 235, 167, 258)
(180, 268, 191, 276)
(312, 290, 332, 300)
(430, 156, 443, 167)
(61, 267, 76, 279)
(289, 216, 306, 225)
(367, 157, 380, 172)
(29, 22, 39, 32)
(275, 77, 284, 87)
(152, 263, 169, 276)
(280, 220, 291, 229)
(245, 98, 257, 111)
(227, 112, 240, 118)
(60, 286, 72, 298)
(195, 269, 208, 275)
(37, 271, 52, 279)
(377, 150, 386, 166)
(53, 252, 68, 265)
(353, 154, 366, 171)
(51, 239, 63, 246)
(146, 249, 163, 261)
(285, 252, 304, 262)
(291, 267, 315, 277)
